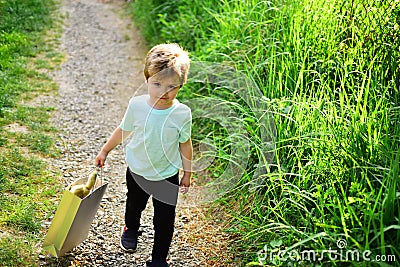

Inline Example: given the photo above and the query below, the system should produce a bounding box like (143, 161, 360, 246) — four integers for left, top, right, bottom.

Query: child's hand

(95, 150, 108, 168)
(179, 174, 190, 194)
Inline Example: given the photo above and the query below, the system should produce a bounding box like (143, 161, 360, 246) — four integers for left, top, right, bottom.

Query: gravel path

(39, 0, 220, 266)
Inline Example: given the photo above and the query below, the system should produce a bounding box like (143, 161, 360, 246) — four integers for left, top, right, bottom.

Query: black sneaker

(120, 225, 139, 252)
(146, 259, 169, 267)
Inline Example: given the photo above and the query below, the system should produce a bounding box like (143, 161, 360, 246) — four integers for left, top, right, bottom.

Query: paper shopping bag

(42, 177, 108, 257)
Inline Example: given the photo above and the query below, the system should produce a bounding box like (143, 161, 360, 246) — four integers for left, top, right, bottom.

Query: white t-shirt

(119, 94, 191, 181)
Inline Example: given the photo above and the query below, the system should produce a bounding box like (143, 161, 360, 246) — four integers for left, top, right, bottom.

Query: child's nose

(162, 87, 173, 95)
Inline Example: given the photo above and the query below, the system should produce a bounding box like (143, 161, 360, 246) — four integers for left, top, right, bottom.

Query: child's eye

(169, 85, 178, 89)
(153, 82, 161, 87)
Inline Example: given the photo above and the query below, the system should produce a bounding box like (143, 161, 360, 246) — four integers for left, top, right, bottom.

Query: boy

(95, 43, 192, 267)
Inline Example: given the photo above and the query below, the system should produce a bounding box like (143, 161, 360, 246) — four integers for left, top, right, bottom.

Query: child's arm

(179, 138, 193, 194)
(95, 126, 131, 167)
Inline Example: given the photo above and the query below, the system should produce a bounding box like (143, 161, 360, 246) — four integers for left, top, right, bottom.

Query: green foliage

(131, 0, 400, 265)
(0, 0, 55, 34)
(0, 234, 37, 267)
(0, 149, 57, 230)
(129, 0, 221, 54)
(0, 0, 61, 265)
(0, 0, 57, 114)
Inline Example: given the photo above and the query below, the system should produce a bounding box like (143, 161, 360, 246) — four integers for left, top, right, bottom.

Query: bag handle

(82, 166, 104, 193)
(97, 166, 104, 187)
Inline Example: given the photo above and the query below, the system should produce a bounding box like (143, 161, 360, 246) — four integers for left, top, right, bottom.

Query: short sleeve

(119, 98, 135, 131)
(178, 108, 192, 143)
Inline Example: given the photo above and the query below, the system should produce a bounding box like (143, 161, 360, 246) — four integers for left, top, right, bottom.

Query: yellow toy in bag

(68, 169, 98, 198)
(42, 168, 108, 257)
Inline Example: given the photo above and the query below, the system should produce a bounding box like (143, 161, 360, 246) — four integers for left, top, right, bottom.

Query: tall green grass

(130, 0, 399, 265)
(0, 0, 61, 266)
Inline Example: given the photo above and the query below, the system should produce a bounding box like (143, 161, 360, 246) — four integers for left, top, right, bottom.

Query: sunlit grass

(131, 0, 399, 265)
(0, 0, 62, 265)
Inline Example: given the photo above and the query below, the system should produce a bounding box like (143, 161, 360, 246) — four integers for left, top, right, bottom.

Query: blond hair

(144, 43, 190, 84)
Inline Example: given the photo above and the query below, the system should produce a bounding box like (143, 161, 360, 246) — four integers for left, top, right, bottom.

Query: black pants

(125, 168, 179, 261)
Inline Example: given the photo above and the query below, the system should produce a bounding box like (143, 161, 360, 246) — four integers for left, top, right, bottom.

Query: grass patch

(0, 0, 63, 265)
(130, 0, 400, 265)
(0, 233, 39, 267)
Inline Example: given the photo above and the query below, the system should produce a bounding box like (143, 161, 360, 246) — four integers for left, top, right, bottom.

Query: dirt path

(39, 0, 237, 266)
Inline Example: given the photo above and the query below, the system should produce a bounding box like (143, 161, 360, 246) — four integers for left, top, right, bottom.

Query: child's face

(147, 72, 181, 109)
